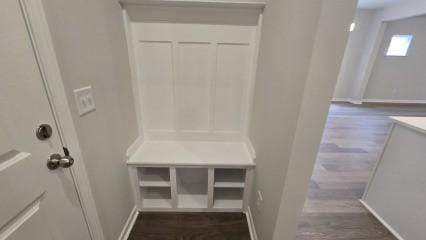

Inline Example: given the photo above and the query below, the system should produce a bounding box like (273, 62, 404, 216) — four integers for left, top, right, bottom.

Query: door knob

(59, 155, 74, 168)
(47, 153, 74, 170)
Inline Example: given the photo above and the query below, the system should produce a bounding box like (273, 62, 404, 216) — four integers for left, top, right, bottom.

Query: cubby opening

(214, 169, 246, 188)
(141, 187, 172, 209)
(139, 167, 170, 187)
(176, 168, 208, 208)
(213, 188, 244, 209)
(139, 168, 172, 209)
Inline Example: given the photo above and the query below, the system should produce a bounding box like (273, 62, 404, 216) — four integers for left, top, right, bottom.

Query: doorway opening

(297, 5, 426, 240)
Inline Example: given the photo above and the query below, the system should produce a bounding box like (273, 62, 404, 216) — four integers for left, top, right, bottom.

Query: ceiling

(357, 0, 404, 9)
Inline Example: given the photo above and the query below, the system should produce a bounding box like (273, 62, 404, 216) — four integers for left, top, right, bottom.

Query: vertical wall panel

(214, 44, 250, 131)
(132, 22, 256, 140)
(138, 41, 174, 131)
(176, 43, 210, 132)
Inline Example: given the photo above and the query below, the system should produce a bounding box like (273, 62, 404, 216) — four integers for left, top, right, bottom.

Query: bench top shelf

(127, 141, 255, 167)
(120, 0, 266, 9)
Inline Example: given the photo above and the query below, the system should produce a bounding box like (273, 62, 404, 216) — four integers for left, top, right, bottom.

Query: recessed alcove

(124, 0, 261, 212)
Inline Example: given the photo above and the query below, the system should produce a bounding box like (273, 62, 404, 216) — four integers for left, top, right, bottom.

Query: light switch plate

(73, 86, 96, 116)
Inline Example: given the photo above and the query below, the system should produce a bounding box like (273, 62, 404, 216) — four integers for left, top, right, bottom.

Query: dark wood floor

(296, 103, 426, 240)
(128, 212, 250, 240)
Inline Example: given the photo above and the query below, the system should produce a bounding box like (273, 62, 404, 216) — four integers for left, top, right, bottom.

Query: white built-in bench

(127, 141, 255, 212)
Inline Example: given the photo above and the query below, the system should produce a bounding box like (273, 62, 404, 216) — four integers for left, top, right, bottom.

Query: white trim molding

(362, 99, 426, 104)
(245, 206, 258, 240)
(126, 136, 144, 158)
(359, 200, 404, 240)
(331, 98, 362, 105)
(19, 0, 105, 239)
(119, 0, 266, 10)
(332, 98, 426, 105)
(245, 138, 257, 160)
(118, 206, 139, 240)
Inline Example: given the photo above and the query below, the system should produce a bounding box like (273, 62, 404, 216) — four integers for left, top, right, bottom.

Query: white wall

(333, 9, 375, 100)
(41, 0, 139, 239)
(248, 0, 356, 239)
(364, 123, 426, 240)
(364, 16, 426, 101)
(379, 0, 426, 21)
(336, 0, 426, 102)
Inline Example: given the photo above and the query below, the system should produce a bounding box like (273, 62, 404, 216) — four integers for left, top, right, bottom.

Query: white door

(0, 0, 92, 239)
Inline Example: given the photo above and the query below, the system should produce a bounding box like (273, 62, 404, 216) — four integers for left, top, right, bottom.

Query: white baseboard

(126, 136, 144, 158)
(331, 98, 362, 105)
(362, 99, 426, 104)
(359, 200, 404, 240)
(246, 206, 258, 240)
(332, 97, 351, 102)
(333, 98, 426, 105)
(118, 206, 139, 240)
(349, 99, 363, 105)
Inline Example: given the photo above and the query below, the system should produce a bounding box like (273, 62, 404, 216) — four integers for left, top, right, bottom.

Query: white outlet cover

(73, 86, 96, 116)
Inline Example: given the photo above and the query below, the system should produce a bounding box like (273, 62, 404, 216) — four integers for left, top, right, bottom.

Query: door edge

(18, 0, 105, 239)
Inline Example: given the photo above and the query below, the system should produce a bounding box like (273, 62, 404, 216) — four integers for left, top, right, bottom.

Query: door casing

(19, 0, 105, 239)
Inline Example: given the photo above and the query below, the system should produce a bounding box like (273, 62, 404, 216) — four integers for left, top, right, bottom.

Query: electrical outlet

(256, 190, 263, 207)
(73, 86, 96, 116)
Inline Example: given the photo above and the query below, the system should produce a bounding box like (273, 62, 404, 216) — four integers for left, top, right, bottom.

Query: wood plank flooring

(296, 103, 426, 240)
(128, 212, 250, 240)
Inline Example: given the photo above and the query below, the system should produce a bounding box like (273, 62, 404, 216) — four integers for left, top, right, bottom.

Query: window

(386, 35, 413, 56)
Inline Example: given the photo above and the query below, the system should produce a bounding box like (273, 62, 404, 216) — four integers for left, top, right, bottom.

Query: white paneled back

(131, 22, 257, 141)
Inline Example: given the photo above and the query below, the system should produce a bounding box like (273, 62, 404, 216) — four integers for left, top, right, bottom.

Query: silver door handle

(47, 153, 74, 170)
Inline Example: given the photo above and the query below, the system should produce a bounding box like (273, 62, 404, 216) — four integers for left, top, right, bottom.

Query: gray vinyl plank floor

(296, 103, 426, 240)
